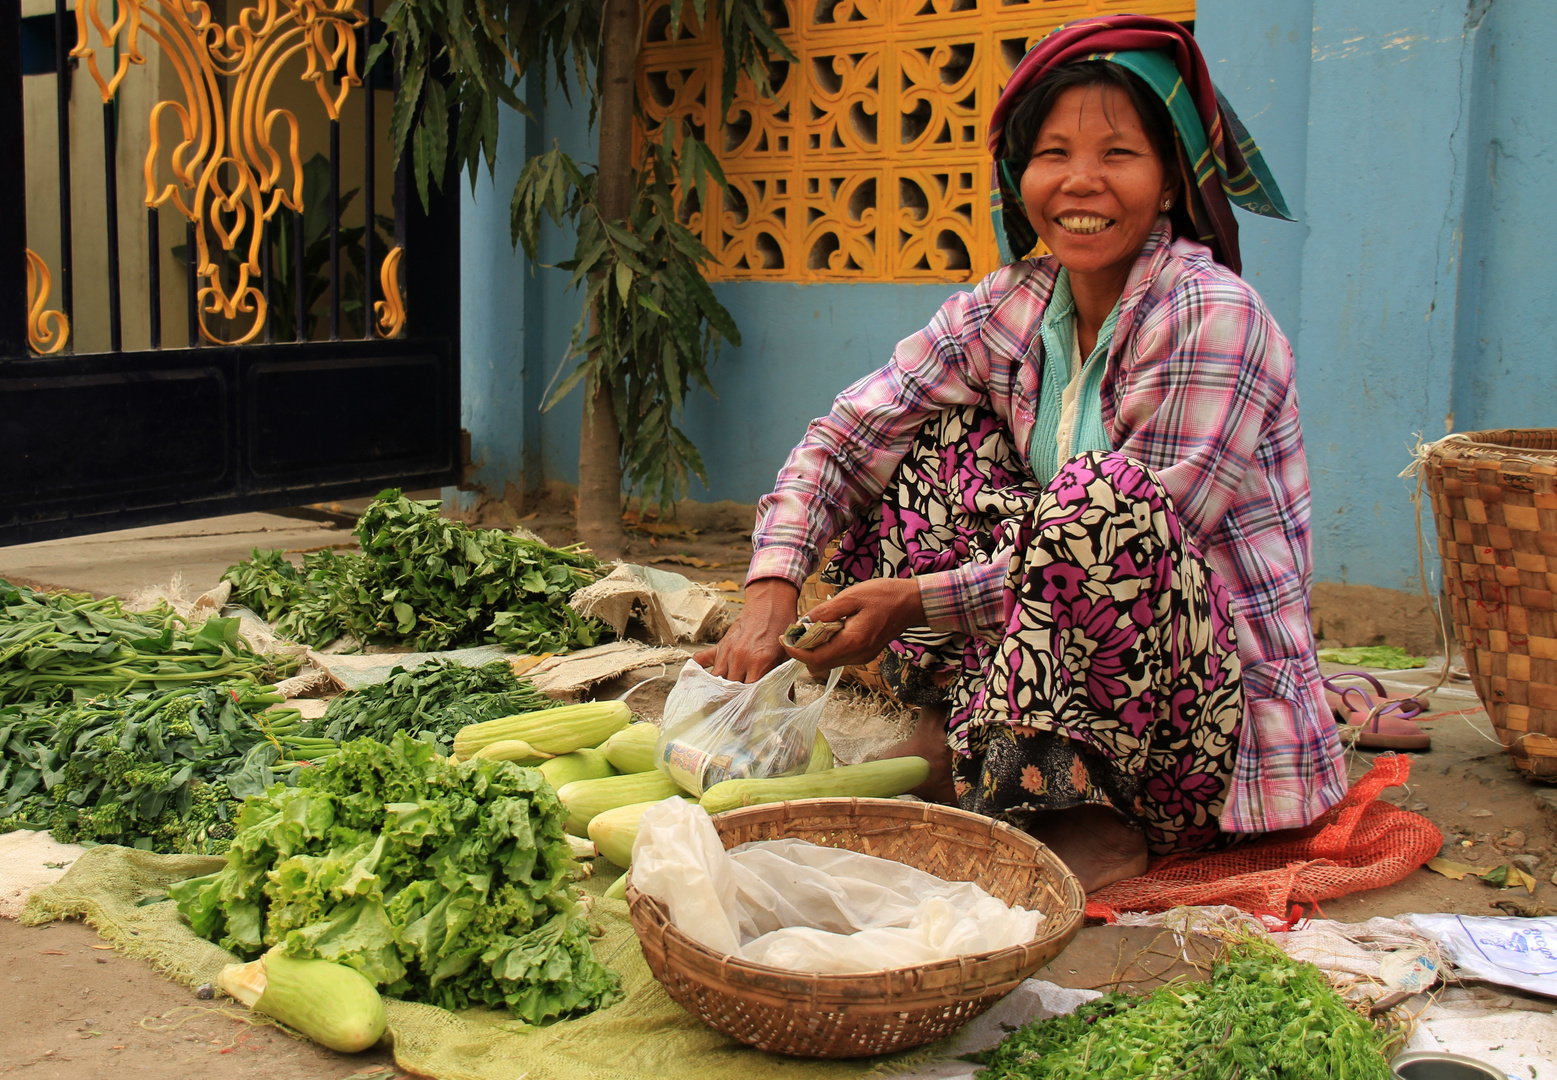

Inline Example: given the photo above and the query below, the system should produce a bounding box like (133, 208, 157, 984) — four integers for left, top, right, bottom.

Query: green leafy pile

(307, 659, 558, 750)
(975, 937, 1395, 1080)
(1315, 645, 1427, 670)
(0, 683, 309, 853)
(223, 490, 608, 653)
(171, 734, 621, 1024)
(0, 582, 283, 705)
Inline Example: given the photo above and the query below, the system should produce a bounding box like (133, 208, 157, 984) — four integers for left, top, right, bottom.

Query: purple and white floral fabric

(823, 406, 1243, 854)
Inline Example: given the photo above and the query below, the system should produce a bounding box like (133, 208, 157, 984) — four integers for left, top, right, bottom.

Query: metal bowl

(1390, 1050, 1509, 1080)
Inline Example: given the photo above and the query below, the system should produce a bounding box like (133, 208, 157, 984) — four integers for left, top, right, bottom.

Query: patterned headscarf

(988, 15, 1293, 275)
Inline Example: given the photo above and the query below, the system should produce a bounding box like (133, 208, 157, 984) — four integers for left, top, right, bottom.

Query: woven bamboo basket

(626, 797, 1086, 1058)
(1424, 429, 1557, 779)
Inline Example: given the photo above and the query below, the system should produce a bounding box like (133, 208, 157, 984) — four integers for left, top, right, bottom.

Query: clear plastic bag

(655, 658, 842, 796)
(631, 798, 1043, 973)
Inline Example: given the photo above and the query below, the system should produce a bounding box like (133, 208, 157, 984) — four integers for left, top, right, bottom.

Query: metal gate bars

(1, 0, 460, 546)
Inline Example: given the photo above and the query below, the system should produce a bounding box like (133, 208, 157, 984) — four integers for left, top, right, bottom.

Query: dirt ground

(0, 918, 401, 1078)
(4, 501, 1557, 1077)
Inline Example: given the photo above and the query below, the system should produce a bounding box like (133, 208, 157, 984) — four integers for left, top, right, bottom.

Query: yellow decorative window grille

(638, 0, 1195, 283)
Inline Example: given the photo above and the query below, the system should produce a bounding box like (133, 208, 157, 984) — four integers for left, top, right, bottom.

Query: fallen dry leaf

(713, 580, 742, 592)
(1481, 864, 1539, 893)
(655, 554, 715, 568)
(510, 654, 553, 678)
(1426, 857, 1478, 881)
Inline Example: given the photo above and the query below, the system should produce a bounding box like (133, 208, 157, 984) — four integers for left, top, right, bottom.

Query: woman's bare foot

(877, 705, 957, 804)
(1022, 806, 1149, 893)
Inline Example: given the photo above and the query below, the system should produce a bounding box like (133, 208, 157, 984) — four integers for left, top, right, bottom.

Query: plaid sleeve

(916, 558, 1010, 637)
(1112, 269, 1346, 833)
(1113, 278, 1289, 544)
(748, 285, 992, 587)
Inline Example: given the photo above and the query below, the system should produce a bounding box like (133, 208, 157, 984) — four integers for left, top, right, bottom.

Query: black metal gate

(1, 0, 460, 546)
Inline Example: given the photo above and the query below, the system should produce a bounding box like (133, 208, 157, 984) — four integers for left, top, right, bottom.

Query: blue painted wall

(454, 104, 532, 519)
(458, 0, 1555, 594)
(1450, 0, 1557, 433)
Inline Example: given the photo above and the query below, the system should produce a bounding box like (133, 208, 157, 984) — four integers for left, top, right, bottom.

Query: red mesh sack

(1087, 755, 1442, 923)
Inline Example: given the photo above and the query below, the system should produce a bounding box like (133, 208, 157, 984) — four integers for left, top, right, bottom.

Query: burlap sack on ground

(0, 829, 87, 918)
(20, 846, 929, 1080)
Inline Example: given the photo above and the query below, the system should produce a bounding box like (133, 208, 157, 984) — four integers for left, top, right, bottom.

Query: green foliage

(170, 733, 622, 1024)
(0, 580, 285, 706)
(681, 0, 796, 116)
(0, 684, 304, 854)
(1314, 645, 1427, 670)
(373, 0, 790, 515)
(512, 128, 741, 510)
(309, 658, 560, 751)
(223, 490, 607, 653)
(974, 937, 1397, 1080)
(372, 0, 601, 206)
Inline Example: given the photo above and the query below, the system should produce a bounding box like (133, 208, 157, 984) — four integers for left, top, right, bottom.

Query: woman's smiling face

(1020, 83, 1176, 285)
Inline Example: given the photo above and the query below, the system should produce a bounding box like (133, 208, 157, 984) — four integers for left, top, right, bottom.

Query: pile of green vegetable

(307, 658, 558, 751)
(974, 937, 1397, 1080)
(224, 490, 608, 653)
(0, 682, 310, 853)
(1315, 645, 1427, 670)
(0, 582, 314, 853)
(171, 733, 623, 1025)
(0, 581, 283, 705)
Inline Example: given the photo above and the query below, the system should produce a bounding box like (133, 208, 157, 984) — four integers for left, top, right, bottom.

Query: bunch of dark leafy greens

(0, 581, 284, 705)
(304, 659, 559, 751)
(223, 490, 608, 653)
(0, 682, 313, 854)
(171, 734, 622, 1024)
(974, 937, 1396, 1080)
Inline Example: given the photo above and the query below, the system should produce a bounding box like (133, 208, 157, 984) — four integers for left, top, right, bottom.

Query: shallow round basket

(625, 797, 1085, 1059)
(1424, 429, 1557, 779)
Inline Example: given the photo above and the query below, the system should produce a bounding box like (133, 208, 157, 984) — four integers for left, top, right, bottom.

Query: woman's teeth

(1057, 214, 1114, 234)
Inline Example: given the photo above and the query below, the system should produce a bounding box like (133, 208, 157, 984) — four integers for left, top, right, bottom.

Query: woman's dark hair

(997, 60, 1185, 257)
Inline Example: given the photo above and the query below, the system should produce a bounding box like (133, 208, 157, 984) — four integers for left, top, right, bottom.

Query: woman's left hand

(785, 577, 926, 677)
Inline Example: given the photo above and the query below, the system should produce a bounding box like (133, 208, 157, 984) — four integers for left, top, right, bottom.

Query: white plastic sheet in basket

(630, 797, 1043, 974)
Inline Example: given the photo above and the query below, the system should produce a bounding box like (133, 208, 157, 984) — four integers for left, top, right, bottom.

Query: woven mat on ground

(1088, 755, 1442, 922)
(19, 846, 930, 1080)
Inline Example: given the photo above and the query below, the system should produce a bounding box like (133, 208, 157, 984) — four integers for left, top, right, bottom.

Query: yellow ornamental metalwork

(71, 0, 366, 344)
(374, 245, 406, 338)
(640, 0, 1196, 283)
(25, 250, 71, 355)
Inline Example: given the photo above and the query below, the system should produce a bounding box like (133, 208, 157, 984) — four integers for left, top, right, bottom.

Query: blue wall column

(1296, 0, 1485, 590)
(449, 103, 534, 521)
(1450, 0, 1557, 432)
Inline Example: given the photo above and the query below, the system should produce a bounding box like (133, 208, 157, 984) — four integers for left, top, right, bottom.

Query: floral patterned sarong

(822, 406, 1243, 854)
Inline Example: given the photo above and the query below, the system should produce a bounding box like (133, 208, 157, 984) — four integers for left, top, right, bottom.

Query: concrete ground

(4, 505, 1556, 1076)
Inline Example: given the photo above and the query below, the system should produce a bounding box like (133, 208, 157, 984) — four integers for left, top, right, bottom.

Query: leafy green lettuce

(170, 734, 621, 1024)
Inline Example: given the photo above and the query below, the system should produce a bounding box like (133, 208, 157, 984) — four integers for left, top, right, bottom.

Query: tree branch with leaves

(373, 0, 793, 555)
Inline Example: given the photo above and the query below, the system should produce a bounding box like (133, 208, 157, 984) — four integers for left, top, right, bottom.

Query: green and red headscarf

(988, 15, 1293, 276)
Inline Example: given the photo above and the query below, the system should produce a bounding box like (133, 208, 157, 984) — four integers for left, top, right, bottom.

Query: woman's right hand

(693, 578, 799, 683)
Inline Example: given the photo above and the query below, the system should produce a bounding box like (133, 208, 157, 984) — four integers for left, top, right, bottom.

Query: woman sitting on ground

(695, 16, 1346, 893)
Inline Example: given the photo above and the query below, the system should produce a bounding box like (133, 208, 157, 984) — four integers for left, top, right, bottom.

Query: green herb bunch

(307, 658, 559, 750)
(223, 490, 608, 653)
(0, 683, 310, 854)
(171, 733, 623, 1024)
(975, 937, 1396, 1080)
(0, 582, 283, 706)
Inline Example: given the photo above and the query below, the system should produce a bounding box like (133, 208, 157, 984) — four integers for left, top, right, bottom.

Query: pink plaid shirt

(749, 224, 1346, 834)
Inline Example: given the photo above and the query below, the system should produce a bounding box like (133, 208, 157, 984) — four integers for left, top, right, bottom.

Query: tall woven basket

(1424, 430, 1557, 779)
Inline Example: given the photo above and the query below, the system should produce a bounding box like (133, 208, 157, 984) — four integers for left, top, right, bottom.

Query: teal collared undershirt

(1028, 268, 1120, 486)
